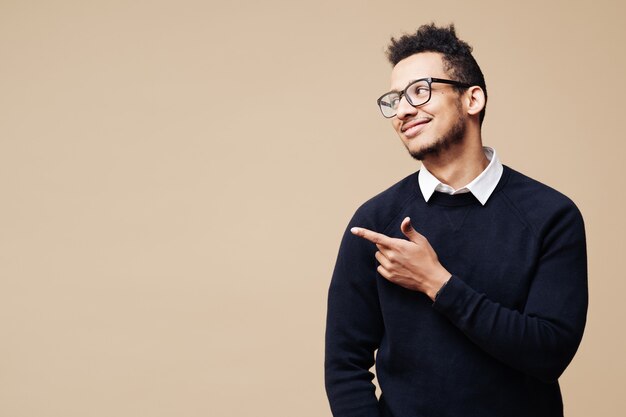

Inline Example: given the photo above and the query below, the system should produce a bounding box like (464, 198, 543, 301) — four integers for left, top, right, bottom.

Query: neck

(421, 138, 489, 189)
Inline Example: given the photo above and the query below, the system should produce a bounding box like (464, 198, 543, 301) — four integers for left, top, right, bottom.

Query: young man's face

(389, 52, 467, 161)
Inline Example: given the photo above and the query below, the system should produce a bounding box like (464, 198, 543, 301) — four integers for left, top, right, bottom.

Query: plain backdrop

(1, 0, 624, 416)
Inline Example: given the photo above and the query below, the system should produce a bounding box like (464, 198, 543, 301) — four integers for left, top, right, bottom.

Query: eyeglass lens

(379, 79, 432, 118)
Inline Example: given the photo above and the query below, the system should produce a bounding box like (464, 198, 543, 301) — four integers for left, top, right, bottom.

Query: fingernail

(350, 227, 360, 234)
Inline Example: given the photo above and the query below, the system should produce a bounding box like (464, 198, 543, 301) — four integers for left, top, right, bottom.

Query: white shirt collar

(418, 146, 503, 205)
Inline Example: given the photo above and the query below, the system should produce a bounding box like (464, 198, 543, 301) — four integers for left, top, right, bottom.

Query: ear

(464, 86, 486, 117)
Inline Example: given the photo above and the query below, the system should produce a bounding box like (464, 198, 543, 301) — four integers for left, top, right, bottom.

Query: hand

(351, 217, 451, 301)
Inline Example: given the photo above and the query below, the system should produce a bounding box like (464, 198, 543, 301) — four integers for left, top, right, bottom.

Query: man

(324, 24, 587, 417)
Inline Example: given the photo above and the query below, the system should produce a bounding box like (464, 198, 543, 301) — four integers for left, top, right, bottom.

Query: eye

(408, 82, 430, 96)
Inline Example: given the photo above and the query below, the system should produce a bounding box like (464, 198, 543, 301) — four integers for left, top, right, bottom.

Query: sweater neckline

(414, 165, 512, 207)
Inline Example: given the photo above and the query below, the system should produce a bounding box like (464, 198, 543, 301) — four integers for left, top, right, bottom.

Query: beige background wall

(0, 0, 624, 416)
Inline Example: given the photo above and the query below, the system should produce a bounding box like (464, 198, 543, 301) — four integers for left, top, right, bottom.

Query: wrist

(434, 277, 450, 301)
(427, 269, 451, 301)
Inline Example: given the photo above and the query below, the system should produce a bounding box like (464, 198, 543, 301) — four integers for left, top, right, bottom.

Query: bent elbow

(528, 360, 567, 383)
(526, 331, 583, 383)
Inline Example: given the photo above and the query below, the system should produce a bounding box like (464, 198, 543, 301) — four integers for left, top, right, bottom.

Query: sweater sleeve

(325, 211, 384, 417)
(432, 201, 588, 382)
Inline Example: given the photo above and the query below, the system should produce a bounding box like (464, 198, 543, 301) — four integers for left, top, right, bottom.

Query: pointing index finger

(351, 227, 393, 246)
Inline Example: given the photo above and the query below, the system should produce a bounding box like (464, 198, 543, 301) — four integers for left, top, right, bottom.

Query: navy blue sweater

(325, 165, 588, 417)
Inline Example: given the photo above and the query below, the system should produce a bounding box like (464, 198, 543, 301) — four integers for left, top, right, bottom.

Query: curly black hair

(386, 23, 487, 125)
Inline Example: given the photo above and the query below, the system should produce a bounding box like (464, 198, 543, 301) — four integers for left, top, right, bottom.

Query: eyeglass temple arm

(430, 78, 473, 88)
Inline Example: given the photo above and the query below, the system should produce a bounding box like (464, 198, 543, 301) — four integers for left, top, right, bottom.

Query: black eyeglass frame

(376, 77, 473, 118)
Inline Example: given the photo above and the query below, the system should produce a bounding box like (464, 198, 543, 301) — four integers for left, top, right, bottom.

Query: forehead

(390, 52, 448, 90)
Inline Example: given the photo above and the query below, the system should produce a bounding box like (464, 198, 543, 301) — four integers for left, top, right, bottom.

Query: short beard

(408, 113, 466, 161)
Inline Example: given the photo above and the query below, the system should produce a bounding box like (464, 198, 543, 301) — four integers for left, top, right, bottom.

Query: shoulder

(499, 166, 584, 236)
(501, 165, 580, 211)
(349, 170, 420, 230)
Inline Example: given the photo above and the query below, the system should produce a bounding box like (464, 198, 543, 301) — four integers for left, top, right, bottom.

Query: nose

(395, 95, 417, 120)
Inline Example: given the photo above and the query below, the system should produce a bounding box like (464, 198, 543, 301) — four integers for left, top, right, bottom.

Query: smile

(402, 119, 431, 138)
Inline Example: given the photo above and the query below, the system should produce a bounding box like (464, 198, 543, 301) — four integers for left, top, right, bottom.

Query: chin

(407, 116, 466, 161)
(408, 136, 452, 161)
(409, 148, 429, 161)
(404, 137, 436, 160)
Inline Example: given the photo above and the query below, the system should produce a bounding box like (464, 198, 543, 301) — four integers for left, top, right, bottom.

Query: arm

(352, 205, 588, 383)
(432, 203, 588, 382)
(325, 215, 384, 417)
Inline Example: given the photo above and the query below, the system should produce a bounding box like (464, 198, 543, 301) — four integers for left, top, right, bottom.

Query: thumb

(400, 217, 421, 242)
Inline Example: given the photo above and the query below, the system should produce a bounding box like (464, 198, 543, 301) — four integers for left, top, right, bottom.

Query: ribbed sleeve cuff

(431, 275, 474, 318)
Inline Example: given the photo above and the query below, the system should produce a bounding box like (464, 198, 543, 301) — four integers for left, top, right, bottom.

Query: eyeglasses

(377, 77, 472, 118)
